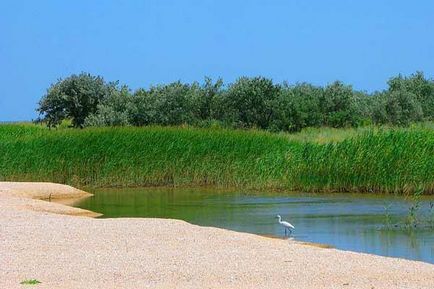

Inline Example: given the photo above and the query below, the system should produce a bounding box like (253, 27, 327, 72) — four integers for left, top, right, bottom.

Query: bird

(275, 215, 295, 236)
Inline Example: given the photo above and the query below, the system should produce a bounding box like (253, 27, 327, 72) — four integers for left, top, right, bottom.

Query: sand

(0, 182, 433, 289)
(0, 182, 100, 217)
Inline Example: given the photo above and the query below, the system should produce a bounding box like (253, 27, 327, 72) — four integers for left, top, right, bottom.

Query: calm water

(74, 187, 434, 264)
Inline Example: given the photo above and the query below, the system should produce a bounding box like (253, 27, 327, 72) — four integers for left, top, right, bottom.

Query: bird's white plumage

(276, 215, 295, 229)
(280, 220, 295, 229)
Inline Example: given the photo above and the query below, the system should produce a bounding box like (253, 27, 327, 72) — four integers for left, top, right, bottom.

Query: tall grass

(0, 124, 432, 193)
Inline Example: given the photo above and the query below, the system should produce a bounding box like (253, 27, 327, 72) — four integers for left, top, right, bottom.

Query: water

(74, 187, 434, 264)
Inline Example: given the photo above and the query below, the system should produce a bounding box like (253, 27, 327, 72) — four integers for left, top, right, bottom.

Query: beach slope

(0, 182, 433, 289)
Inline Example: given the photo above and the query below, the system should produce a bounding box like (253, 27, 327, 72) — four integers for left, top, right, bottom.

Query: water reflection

(74, 187, 434, 264)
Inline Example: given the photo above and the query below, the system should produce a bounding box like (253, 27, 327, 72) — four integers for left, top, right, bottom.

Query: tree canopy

(37, 73, 119, 128)
(37, 71, 434, 131)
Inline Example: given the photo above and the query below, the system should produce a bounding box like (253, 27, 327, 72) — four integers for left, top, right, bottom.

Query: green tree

(352, 91, 373, 125)
(38, 71, 434, 131)
(223, 77, 280, 129)
(388, 72, 434, 120)
(84, 86, 132, 127)
(37, 73, 117, 128)
(371, 91, 388, 124)
(148, 81, 195, 125)
(127, 89, 159, 126)
(320, 81, 359, 127)
(290, 83, 324, 129)
(269, 83, 323, 132)
(384, 90, 423, 125)
(189, 77, 224, 122)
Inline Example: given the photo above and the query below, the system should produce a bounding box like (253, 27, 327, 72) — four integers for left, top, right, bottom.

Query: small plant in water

(20, 279, 41, 285)
(429, 202, 434, 228)
(383, 204, 393, 229)
(405, 189, 423, 229)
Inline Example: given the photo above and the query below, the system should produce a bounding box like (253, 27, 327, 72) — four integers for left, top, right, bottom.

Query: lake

(74, 187, 434, 264)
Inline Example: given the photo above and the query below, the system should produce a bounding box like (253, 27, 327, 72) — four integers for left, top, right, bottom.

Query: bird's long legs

(284, 228, 293, 237)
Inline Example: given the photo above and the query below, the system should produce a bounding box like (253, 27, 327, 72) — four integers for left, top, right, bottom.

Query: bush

(384, 90, 423, 125)
(269, 83, 323, 132)
(222, 77, 280, 129)
(37, 73, 119, 128)
(388, 72, 434, 120)
(127, 89, 158, 126)
(287, 83, 324, 130)
(37, 71, 434, 131)
(84, 86, 132, 127)
(189, 77, 224, 122)
(148, 81, 197, 125)
(320, 81, 359, 127)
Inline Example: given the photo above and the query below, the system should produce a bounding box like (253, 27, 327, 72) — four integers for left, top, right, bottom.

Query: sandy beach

(0, 182, 433, 289)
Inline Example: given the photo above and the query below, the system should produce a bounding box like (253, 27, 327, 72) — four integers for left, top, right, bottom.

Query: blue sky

(1, 0, 433, 121)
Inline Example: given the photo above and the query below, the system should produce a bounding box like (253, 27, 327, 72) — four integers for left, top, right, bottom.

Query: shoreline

(0, 182, 101, 217)
(1, 182, 433, 288)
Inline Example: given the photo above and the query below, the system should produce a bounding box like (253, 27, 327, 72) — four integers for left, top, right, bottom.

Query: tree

(388, 72, 434, 120)
(189, 77, 224, 122)
(289, 83, 324, 129)
(320, 81, 359, 127)
(148, 81, 195, 125)
(37, 73, 117, 128)
(223, 77, 280, 129)
(127, 89, 158, 126)
(384, 90, 423, 125)
(84, 86, 132, 127)
(268, 83, 322, 132)
(38, 71, 433, 130)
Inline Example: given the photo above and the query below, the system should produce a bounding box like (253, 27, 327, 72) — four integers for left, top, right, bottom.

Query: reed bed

(0, 124, 432, 193)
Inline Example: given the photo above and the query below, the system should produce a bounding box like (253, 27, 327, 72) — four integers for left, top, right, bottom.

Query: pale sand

(0, 182, 100, 217)
(0, 182, 433, 289)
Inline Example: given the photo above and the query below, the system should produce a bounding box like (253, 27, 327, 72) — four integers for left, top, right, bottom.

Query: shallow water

(74, 187, 434, 264)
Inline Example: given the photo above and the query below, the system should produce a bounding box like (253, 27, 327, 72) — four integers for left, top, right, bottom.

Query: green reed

(0, 123, 432, 194)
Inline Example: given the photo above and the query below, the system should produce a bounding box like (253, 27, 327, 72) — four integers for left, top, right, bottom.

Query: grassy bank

(0, 124, 433, 193)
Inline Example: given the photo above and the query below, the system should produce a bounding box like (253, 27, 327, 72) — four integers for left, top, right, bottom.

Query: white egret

(275, 215, 295, 236)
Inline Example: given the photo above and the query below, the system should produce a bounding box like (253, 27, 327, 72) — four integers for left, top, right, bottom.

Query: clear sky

(1, 0, 433, 121)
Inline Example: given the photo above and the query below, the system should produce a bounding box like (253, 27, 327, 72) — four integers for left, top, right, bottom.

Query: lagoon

(75, 187, 434, 264)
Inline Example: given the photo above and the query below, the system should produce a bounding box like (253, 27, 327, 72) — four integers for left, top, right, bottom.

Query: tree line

(37, 72, 434, 131)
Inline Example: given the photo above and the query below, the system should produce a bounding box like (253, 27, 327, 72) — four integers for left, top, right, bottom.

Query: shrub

(36, 71, 434, 131)
(189, 77, 224, 122)
(320, 81, 359, 127)
(222, 77, 280, 129)
(37, 73, 119, 128)
(384, 90, 423, 125)
(388, 72, 434, 120)
(127, 89, 158, 126)
(268, 84, 324, 132)
(150, 82, 198, 125)
(84, 86, 132, 127)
